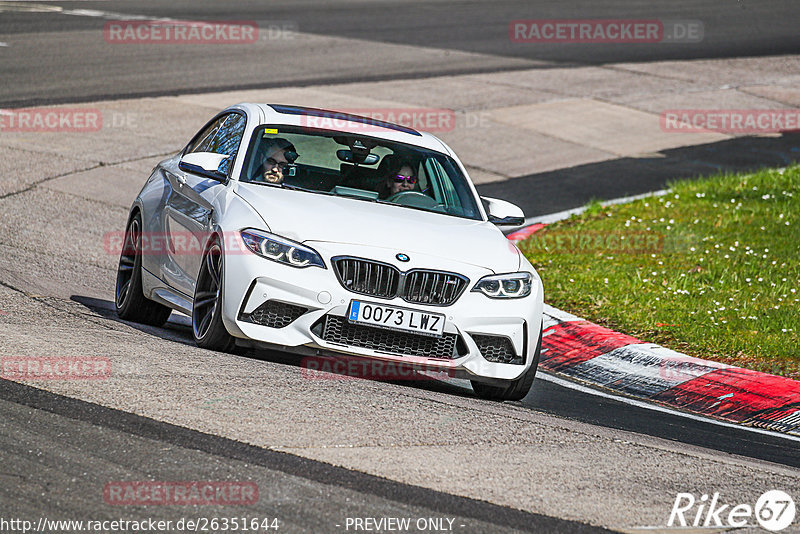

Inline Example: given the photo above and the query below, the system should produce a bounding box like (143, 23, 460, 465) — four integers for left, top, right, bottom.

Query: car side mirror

(482, 196, 525, 226)
(179, 152, 229, 182)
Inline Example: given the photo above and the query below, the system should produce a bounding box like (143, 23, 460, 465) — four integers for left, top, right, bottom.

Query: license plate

(348, 300, 445, 338)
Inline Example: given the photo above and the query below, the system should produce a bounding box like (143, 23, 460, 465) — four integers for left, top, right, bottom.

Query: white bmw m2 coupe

(115, 104, 543, 400)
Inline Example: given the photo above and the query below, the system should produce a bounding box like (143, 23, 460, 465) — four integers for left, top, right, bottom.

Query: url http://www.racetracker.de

(0, 517, 281, 533)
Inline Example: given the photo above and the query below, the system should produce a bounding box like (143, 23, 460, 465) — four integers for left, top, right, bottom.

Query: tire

(471, 324, 543, 402)
(192, 237, 237, 352)
(115, 212, 172, 326)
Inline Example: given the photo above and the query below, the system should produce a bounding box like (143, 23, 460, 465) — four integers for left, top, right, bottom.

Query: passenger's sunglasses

(393, 174, 417, 184)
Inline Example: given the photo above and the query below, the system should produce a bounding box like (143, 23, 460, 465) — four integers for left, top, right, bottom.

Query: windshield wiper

(246, 181, 320, 194)
(280, 183, 314, 192)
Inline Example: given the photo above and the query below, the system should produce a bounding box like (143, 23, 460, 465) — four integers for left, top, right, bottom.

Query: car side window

(186, 116, 224, 154)
(186, 113, 246, 176)
(423, 158, 446, 204)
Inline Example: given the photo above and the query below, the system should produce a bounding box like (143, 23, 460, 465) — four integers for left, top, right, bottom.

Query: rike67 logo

(668, 490, 796, 531)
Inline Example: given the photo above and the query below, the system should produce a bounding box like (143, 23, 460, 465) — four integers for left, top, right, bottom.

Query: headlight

(240, 229, 325, 269)
(472, 272, 532, 298)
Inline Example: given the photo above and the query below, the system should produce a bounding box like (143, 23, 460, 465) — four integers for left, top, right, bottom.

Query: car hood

(234, 184, 521, 273)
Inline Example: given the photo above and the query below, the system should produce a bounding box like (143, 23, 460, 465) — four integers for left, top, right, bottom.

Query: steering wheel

(385, 191, 439, 209)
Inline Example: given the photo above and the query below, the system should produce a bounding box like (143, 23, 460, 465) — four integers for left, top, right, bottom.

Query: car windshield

(239, 125, 482, 220)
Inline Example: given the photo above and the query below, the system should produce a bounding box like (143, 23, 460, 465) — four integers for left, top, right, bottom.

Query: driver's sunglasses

(266, 158, 289, 171)
(393, 174, 417, 184)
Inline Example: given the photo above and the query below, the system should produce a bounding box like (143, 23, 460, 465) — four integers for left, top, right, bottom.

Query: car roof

(228, 103, 453, 153)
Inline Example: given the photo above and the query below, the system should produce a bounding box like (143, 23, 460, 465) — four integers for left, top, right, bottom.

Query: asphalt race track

(0, 380, 608, 534)
(2, 0, 800, 107)
(2, 1, 800, 532)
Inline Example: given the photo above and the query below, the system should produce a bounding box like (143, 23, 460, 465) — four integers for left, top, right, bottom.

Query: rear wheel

(471, 325, 543, 401)
(115, 213, 172, 326)
(192, 238, 237, 352)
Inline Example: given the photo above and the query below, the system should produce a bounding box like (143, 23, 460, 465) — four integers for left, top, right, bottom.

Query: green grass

(519, 165, 800, 379)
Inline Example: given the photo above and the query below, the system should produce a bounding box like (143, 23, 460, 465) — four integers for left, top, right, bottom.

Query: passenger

(254, 138, 297, 184)
(376, 156, 418, 200)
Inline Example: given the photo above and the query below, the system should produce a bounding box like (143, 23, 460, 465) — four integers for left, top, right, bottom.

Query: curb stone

(506, 222, 800, 436)
(540, 304, 800, 437)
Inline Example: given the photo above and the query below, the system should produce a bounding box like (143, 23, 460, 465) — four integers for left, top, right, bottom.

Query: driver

(376, 156, 417, 200)
(254, 137, 297, 184)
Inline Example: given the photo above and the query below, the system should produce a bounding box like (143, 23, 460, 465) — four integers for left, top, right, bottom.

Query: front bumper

(220, 242, 543, 382)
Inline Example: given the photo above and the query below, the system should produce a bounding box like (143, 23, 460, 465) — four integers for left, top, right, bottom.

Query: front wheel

(471, 325, 542, 401)
(192, 237, 237, 352)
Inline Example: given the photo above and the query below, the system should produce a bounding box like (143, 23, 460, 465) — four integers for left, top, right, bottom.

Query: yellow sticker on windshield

(263, 128, 278, 135)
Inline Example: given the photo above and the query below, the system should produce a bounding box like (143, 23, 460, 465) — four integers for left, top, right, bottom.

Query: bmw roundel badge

(396, 253, 410, 262)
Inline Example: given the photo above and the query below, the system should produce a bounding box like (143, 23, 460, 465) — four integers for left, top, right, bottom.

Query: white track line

(538, 371, 800, 443)
(0, 2, 174, 21)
